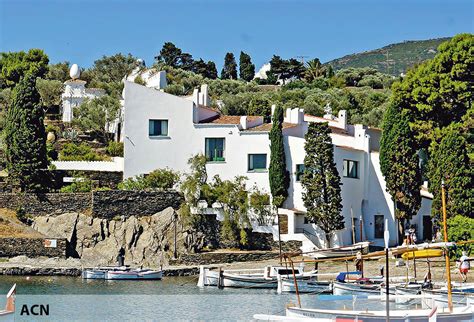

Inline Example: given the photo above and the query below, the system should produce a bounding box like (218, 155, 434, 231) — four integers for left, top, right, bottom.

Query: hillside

(325, 37, 451, 76)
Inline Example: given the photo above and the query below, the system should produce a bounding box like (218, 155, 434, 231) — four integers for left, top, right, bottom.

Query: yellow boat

(401, 249, 443, 260)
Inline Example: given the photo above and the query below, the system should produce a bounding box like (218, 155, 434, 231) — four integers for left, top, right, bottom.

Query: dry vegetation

(0, 208, 44, 238)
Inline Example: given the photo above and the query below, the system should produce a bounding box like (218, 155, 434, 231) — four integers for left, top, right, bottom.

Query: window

(374, 215, 384, 239)
(343, 159, 358, 178)
(296, 164, 305, 182)
(248, 154, 267, 171)
(149, 119, 168, 136)
(205, 138, 225, 162)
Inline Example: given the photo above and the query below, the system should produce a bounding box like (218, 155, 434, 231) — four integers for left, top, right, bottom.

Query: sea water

(0, 276, 395, 321)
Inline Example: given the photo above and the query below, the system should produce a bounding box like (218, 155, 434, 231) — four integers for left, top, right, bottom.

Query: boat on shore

(309, 241, 370, 259)
(197, 265, 315, 288)
(332, 280, 381, 295)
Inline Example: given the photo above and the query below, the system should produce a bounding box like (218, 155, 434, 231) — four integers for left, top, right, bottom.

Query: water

(0, 276, 394, 321)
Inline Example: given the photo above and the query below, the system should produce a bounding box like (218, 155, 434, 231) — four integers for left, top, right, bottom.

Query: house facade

(123, 80, 433, 250)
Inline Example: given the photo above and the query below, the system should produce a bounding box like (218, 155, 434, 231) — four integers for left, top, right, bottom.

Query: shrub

(45, 124, 61, 134)
(106, 141, 123, 157)
(134, 75, 146, 86)
(447, 215, 474, 254)
(60, 178, 93, 193)
(119, 168, 179, 191)
(59, 143, 105, 161)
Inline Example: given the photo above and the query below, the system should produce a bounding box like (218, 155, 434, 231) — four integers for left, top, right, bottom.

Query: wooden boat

(332, 280, 381, 295)
(310, 241, 370, 259)
(401, 249, 443, 260)
(82, 266, 129, 279)
(105, 269, 163, 280)
(0, 285, 16, 322)
(422, 287, 474, 308)
(281, 305, 473, 321)
(197, 265, 314, 288)
(277, 275, 332, 294)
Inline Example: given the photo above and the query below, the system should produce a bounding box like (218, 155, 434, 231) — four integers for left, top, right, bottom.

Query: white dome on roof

(70, 64, 80, 80)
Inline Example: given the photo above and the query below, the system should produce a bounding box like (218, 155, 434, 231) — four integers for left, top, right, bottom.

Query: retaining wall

(0, 190, 184, 218)
(0, 238, 67, 258)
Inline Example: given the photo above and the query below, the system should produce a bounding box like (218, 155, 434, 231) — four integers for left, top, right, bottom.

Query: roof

(329, 126, 351, 136)
(244, 122, 298, 132)
(199, 115, 261, 125)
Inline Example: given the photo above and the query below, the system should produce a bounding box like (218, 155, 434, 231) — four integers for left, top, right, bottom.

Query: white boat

(332, 280, 380, 295)
(277, 275, 332, 294)
(197, 265, 314, 288)
(106, 269, 163, 280)
(0, 285, 16, 322)
(310, 241, 370, 259)
(82, 266, 129, 279)
(422, 288, 474, 308)
(281, 305, 473, 322)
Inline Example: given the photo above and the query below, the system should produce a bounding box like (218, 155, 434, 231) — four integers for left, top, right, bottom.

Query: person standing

(458, 251, 470, 283)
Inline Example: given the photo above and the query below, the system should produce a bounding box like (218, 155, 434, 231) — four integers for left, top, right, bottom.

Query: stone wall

(0, 238, 67, 258)
(0, 193, 91, 215)
(170, 251, 280, 266)
(92, 190, 184, 218)
(0, 190, 184, 218)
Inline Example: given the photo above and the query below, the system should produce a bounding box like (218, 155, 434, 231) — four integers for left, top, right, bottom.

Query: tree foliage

(269, 105, 289, 207)
(427, 125, 473, 220)
(301, 122, 343, 247)
(0, 49, 49, 88)
(269, 55, 305, 84)
(119, 168, 179, 191)
(35, 78, 63, 110)
(221, 53, 238, 80)
(59, 142, 105, 161)
(72, 95, 121, 143)
(239, 51, 255, 82)
(4, 75, 49, 191)
(380, 105, 422, 235)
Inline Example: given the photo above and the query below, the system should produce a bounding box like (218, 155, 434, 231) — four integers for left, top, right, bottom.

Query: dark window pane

(248, 154, 267, 171)
(149, 120, 168, 136)
(296, 164, 305, 181)
(374, 215, 384, 238)
(205, 138, 225, 161)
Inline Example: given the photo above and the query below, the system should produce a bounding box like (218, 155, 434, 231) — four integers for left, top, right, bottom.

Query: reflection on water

(0, 276, 402, 321)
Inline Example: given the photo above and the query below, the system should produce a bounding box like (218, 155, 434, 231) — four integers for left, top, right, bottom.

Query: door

(422, 216, 433, 241)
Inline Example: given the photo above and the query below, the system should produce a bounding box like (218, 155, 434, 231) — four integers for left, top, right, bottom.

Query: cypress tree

(239, 51, 255, 82)
(221, 53, 237, 80)
(380, 104, 422, 239)
(268, 105, 289, 207)
(427, 125, 473, 220)
(4, 74, 49, 191)
(301, 122, 343, 247)
(206, 61, 218, 79)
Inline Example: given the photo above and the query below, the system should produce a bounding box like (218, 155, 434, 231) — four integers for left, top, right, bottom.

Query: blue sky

(1, 0, 473, 70)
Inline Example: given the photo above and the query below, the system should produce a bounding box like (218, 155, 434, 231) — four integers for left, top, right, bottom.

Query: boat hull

(278, 278, 332, 294)
(332, 281, 380, 296)
(286, 306, 473, 322)
(106, 270, 163, 280)
(82, 270, 106, 279)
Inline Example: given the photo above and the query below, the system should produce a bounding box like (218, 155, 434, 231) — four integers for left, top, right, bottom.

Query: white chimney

(240, 116, 248, 130)
(201, 84, 210, 106)
(192, 88, 199, 106)
(338, 110, 347, 130)
(157, 71, 167, 89)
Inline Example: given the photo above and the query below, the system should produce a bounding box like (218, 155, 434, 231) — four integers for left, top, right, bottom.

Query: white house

(123, 79, 433, 250)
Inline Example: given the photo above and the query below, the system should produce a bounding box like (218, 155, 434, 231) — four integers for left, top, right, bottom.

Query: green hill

(326, 37, 451, 76)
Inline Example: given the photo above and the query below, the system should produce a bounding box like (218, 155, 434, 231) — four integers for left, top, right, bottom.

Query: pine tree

(221, 53, 237, 79)
(427, 125, 473, 221)
(4, 74, 49, 191)
(206, 61, 218, 79)
(301, 122, 343, 247)
(239, 51, 255, 82)
(268, 105, 289, 207)
(380, 104, 422, 238)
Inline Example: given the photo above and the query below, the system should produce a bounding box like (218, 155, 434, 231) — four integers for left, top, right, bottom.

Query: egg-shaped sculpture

(70, 64, 81, 79)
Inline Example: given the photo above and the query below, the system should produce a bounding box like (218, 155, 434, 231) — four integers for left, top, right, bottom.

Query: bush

(59, 143, 105, 161)
(119, 168, 179, 191)
(106, 141, 123, 157)
(447, 215, 474, 254)
(45, 124, 60, 134)
(60, 178, 93, 192)
(134, 75, 146, 86)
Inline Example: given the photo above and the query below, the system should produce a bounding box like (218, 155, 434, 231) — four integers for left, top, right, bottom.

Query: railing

(295, 228, 322, 247)
(207, 149, 225, 162)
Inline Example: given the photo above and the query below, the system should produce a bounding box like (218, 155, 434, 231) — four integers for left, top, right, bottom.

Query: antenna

(296, 55, 309, 64)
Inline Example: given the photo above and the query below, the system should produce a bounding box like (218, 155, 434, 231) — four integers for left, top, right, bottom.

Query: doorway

(422, 216, 433, 241)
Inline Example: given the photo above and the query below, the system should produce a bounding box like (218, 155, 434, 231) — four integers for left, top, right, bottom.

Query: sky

(0, 0, 473, 70)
